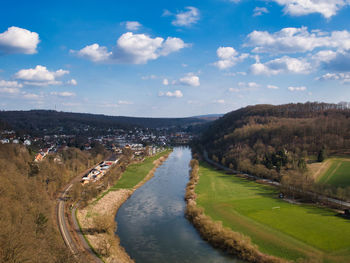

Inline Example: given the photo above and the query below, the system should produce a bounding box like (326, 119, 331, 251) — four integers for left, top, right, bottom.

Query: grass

(94, 150, 171, 203)
(195, 162, 350, 262)
(317, 158, 350, 187)
(112, 149, 171, 189)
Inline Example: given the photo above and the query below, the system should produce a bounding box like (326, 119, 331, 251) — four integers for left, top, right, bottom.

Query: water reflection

(116, 147, 240, 263)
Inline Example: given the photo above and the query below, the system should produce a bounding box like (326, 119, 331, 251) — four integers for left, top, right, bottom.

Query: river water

(115, 147, 240, 263)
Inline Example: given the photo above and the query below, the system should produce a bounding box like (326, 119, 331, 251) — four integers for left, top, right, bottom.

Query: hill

(197, 102, 350, 195)
(0, 110, 209, 136)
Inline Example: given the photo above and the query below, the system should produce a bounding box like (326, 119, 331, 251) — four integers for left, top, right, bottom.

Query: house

(0, 139, 9, 144)
(23, 139, 31, 146)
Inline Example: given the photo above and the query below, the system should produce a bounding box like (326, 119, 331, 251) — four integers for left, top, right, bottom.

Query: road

(56, 171, 103, 263)
(203, 150, 350, 209)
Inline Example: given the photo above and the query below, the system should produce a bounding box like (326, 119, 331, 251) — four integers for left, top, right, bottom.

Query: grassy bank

(185, 160, 283, 263)
(76, 150, 172, 263)
(195, 161, 350, 262)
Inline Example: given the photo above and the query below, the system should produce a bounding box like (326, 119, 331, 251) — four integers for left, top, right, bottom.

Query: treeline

(185, 159, 284, 263)
(195, 102, 350, 199)
(0, 144, 107, 263)
(0, 110, 208, 136)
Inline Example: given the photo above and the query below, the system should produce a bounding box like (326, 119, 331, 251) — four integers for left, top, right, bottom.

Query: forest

(196, 102, 350, 200)
(0, 143, 107, 263)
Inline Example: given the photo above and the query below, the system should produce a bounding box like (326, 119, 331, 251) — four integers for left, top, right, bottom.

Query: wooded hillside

(198, 102, 350, 190)
(0, 144, 106, 263)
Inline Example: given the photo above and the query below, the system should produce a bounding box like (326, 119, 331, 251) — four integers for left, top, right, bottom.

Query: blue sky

(0, 0, 350, 117)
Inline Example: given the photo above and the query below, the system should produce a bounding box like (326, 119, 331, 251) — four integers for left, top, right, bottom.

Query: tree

(317, 147, 327, 162)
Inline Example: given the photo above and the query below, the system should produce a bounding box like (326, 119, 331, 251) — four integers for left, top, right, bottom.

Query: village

(0, 127, 192, 164)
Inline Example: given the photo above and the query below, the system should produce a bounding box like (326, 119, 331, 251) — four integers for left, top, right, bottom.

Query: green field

(317, 158, 350, 188)
(112, 150, 171, 189)
(195, 162, 350, 262)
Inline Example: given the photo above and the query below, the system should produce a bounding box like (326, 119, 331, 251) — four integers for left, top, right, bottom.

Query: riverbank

(188, 160, 350, 262)
(185, 159, 285, 263)
(77, 150, 171, 263)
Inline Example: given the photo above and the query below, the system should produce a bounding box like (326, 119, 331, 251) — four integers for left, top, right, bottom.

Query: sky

(0, 0, 350, 117)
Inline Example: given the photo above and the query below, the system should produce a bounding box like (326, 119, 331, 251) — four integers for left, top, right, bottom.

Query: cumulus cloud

(50, 91, 76, 97)
(0, 26, 39, 54)
(246, 27, 350, 54)
(323, 50, 350, 71)
(171, 7, 200, 27)
(125, 21, 142, 31)
(158, 90, 183, 98)
(0, 80, 23, 88)
(271, 0, 350, 18)
(0, 80, 23, 94)
(214, 47, 248, 69)
(177, 73, 200, 87)
(318, 72, 350, 84)
(267, 84, 279, 89)
(163, 78, 169, 85)
(14, 65, 69, 86)
(73, 43, 112, 62)
(67, 79, 77, 85)
(250, 56, 312, 75)
(253, 7, 269, 16)
(288, 86, 306, 91)
(73, 32, 187, 64)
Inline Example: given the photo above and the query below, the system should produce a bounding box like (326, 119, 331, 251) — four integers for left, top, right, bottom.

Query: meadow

(317, 158, 350, 188)
(195, 162, 350, 262)
(112, 149, 171, 189)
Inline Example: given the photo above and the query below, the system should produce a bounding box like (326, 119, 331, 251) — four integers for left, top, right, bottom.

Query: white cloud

(229, 82, 260, 92)
(172, 7, 200, 27)
(51, 91, 76, 97)
(267, 84, 279, 89)
(125, 21, 142, 31)
(117, 100, 133, 105)
(158, 90, 183, 98)
(67, 79, 77, 85)
(22, 92, 42, 100)
(0, 80, 23, 88)
(0, 87, 21, 94)
(238, 81, 260, 88)
(159, 37, 188, 56)
(288, 86, 306, 91)
(253, 7, 269, 16)
(246, 27, 350, 54)
(73, 43, 112, 62)
(271, 0, 349, 18)
(318, 72, 350, 84)
(163, 78, 169, 85)
(14, 65, 69, 86)
(74, 32, 187, 64)
(213, 99, 225, 104)
(250, 56, 312, 75)
(214, 47, 248, 69)
(177, 73, 200, 87)
(0, 26, 39, 54)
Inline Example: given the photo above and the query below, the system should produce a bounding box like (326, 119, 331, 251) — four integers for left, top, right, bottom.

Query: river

(115, 147, 240, 263)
